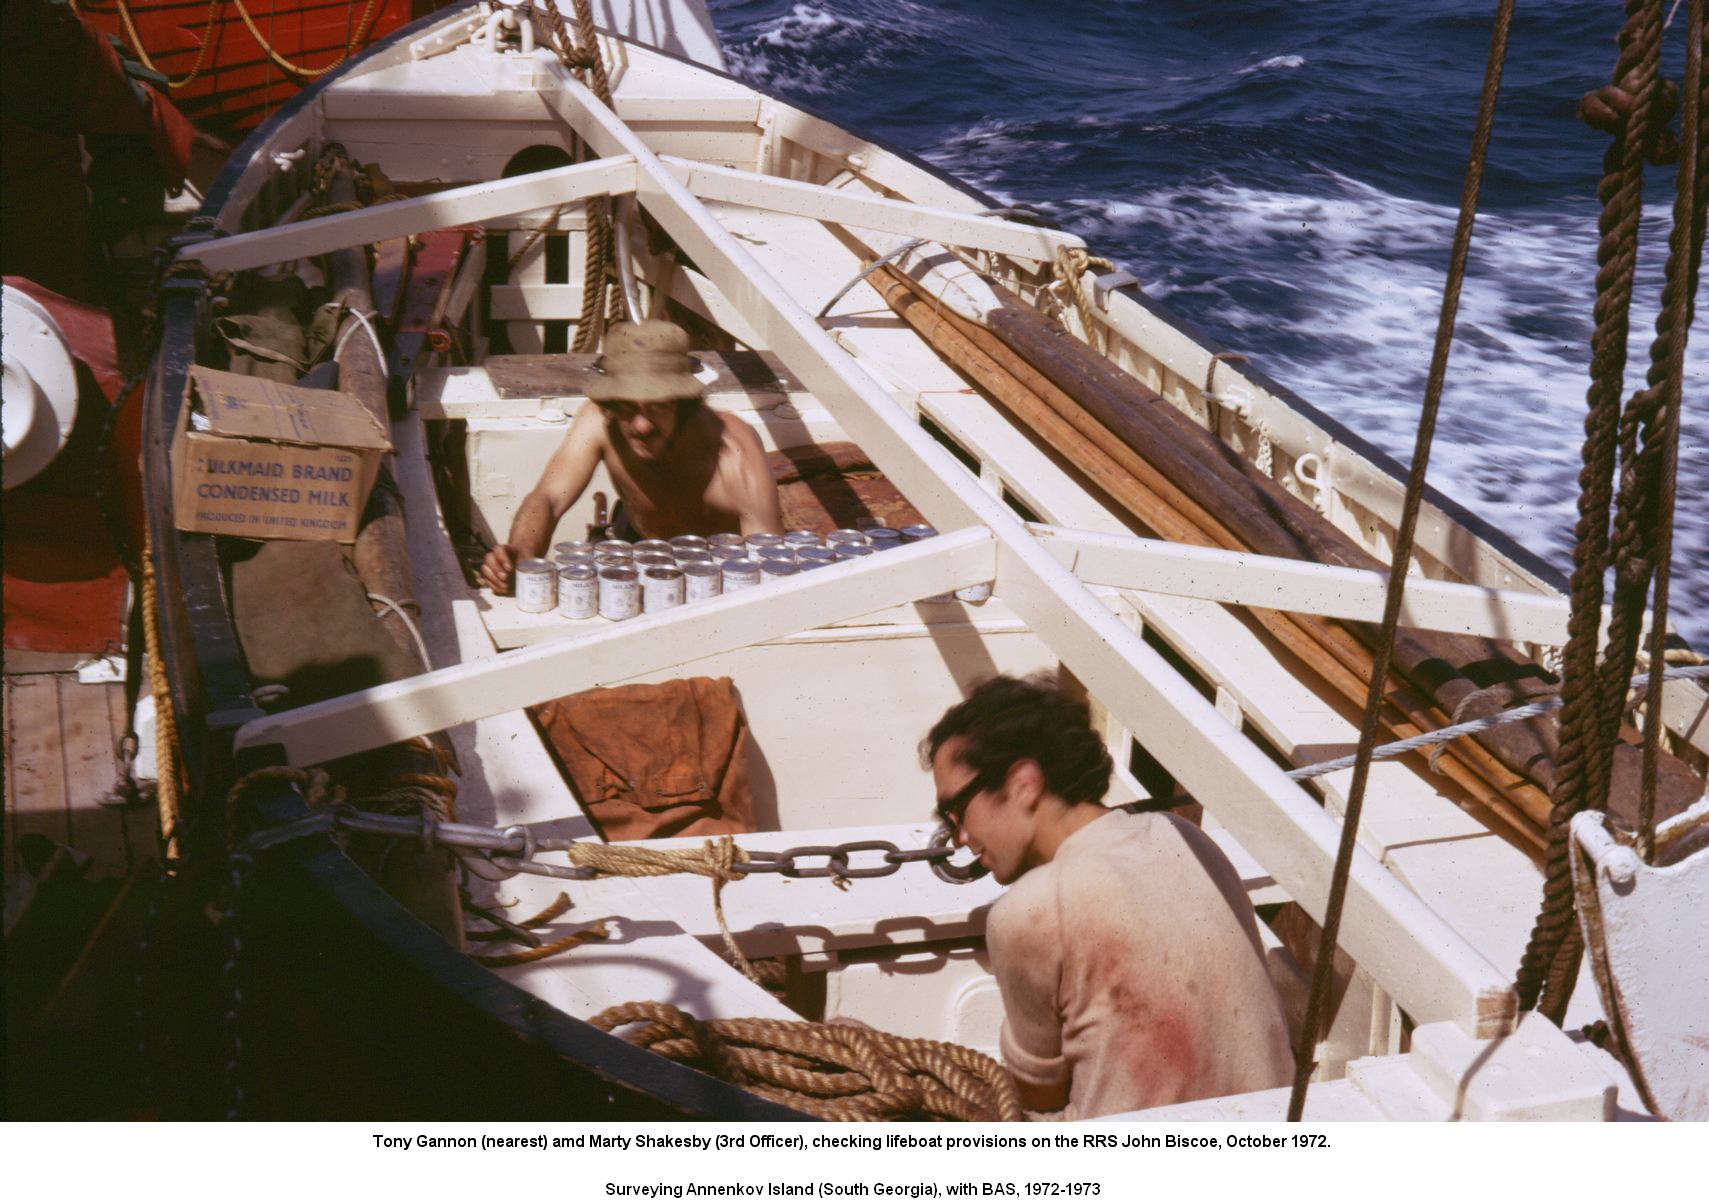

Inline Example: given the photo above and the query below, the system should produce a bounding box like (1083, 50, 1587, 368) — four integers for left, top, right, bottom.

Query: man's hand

(478, 544, 518, 595)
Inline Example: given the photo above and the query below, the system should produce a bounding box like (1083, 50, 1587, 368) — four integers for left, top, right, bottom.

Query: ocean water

(707, 0, 1707, 647)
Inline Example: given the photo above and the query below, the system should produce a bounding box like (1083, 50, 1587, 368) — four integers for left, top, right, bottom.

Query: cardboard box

(172, 366, 392, 542)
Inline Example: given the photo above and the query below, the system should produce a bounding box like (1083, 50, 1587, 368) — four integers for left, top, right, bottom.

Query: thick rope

(1516, 0, 1677, 1019)
(1636, 0, 1705, 864)
(566, 838, 761, 985)
(139, 525, 183, 860)
(1052, 245, 1116, 353)
(464, 891, 574, 941)
(1286, 0, 1516, 1121)
(591, 1001, 1024, 1122)
(470, 919, 610, 967)
(538, 0, 628, 349)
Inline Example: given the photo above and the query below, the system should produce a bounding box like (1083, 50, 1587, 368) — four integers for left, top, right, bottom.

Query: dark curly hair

(921, 673, 1113, 809)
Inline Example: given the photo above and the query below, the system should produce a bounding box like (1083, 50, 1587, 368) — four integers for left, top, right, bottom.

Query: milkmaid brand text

(171, 366, 392, 542)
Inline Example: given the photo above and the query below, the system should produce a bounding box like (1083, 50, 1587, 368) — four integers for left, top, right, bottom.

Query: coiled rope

(591, 1001, 1024, 1122)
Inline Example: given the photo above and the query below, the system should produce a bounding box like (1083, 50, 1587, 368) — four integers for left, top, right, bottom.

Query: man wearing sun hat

(478, 320, 784, 594)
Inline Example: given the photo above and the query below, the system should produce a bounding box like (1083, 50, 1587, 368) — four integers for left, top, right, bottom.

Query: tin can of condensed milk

(642, 566, 685, 613)
(557, 564, 598, 619)
(598, 567, 640, 620)
(722, 559, 762, 593)
(515, 558, 557, 613)
(682, 561, 722, 602)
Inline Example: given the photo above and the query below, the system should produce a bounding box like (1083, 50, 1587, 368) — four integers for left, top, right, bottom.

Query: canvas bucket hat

(585, 321, 706, 403)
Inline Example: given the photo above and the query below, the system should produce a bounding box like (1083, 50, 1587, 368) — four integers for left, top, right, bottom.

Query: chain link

(238, 806, 987, 884)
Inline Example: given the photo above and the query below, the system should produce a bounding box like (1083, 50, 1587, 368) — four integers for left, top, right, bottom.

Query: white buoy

(2, 285, 81, 490)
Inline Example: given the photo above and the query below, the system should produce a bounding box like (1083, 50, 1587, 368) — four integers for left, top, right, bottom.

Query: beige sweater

(987, 809, 1292, 1119)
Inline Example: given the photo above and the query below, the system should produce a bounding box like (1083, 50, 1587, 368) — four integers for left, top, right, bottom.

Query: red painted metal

(72, 1, 432, 135)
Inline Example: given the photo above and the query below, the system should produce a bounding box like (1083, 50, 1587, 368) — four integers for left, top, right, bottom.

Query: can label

(558, 567, 598, 619)
(599, 569, 640, 620)
(722, 561, 762, 593)
(516, 560, 557, 613)
(683, 563, 721, 601)
(642, 567, 685, 613)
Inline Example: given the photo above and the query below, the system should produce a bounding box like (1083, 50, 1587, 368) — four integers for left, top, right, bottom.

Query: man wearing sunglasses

(478, 320, 784, 594)
(924, 674, 1292, 1118)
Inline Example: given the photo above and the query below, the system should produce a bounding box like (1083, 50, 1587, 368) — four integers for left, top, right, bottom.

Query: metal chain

(239, 805, 984, 884)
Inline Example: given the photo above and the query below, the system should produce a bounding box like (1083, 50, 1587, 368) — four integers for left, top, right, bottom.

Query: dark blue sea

(707, 0, 1707, 647)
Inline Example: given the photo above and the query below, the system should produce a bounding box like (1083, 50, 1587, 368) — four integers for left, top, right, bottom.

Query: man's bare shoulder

(714, 410, 769, 458)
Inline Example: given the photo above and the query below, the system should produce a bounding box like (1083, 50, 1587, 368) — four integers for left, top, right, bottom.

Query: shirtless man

(478, 320, 784, 594)
(924, 674, 1293, 1118)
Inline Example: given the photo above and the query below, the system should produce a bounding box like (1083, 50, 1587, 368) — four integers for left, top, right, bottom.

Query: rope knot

(1578, 74, 1681, 164)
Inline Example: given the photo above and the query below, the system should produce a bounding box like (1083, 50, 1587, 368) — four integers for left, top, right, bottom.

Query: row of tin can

(512, 525, 991, 621)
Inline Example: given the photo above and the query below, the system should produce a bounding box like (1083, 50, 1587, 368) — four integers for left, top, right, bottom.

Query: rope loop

(589, 1001, 1023, 1122)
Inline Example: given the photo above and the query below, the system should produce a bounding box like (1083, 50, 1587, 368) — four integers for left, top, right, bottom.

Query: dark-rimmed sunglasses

(935, 773, 990, 832)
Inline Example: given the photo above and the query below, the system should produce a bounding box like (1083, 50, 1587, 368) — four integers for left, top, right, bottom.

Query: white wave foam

(720, 1, 944, 95)
(1058, 173, 1706, 636)
(1239, 54, 1306, 75)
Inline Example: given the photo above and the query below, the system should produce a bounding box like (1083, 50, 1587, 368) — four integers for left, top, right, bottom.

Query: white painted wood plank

(661, 156, 1081, 262)
(1029, 524, 1575, 645)
(188, 157, 638, 273)
(233, 530, 996, 765)
(489, 283, 585, 321)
